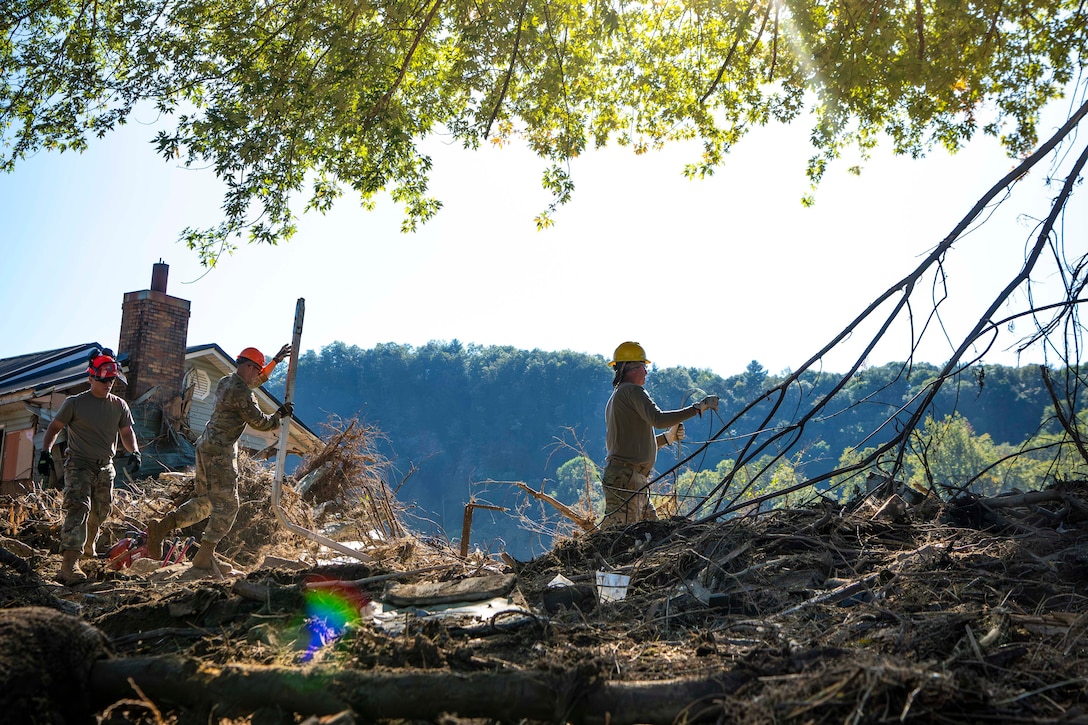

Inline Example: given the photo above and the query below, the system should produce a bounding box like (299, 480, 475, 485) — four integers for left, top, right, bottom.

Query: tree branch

(679, 97, 1088, 517)
(90, 655, 749, 724)
(369, 0, 445, 119)
(1042, 366, 1088, 465)
(699, 0, 758, 105)
(504, 481, 596, 531)
(484, 0, 529, 140)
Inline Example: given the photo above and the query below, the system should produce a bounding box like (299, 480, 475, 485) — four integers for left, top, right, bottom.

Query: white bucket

(595, 571, 631, 603)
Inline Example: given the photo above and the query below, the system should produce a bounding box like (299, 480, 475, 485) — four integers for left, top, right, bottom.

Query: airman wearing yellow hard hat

(601, 341, 719, 528)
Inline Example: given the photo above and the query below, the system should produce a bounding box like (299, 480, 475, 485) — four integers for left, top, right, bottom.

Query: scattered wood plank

(383, 573, 517, 607)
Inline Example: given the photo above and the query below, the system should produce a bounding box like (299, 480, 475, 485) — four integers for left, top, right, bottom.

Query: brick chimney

(117, 261, 191, 410)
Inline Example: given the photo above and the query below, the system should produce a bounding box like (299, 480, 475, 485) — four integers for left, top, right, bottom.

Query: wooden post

(460, 504, 474, 558)
(459, 502, 504, 558)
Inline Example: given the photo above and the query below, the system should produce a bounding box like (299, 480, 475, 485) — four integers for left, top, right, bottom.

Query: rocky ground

(3, 451, 1088, 724)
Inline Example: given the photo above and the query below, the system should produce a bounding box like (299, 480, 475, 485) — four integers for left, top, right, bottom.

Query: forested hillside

(267, 341, 1076, 558)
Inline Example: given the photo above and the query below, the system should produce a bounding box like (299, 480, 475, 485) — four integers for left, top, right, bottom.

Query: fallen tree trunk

(90, 656, 747, 724)
(980, 489, 1063, 509)
(8, 602, 749, 723)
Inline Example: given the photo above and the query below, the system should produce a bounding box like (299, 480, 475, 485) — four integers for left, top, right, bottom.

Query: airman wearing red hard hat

(39, 348, 142, 584)
(146, 343, 293, 574)
(236, 345, 291, 386)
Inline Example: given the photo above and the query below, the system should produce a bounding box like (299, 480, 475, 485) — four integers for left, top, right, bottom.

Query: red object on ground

(106, 537, 150, 570)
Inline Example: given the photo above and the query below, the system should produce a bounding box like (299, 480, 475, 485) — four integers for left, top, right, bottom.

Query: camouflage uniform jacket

(198, 372, 280, 448)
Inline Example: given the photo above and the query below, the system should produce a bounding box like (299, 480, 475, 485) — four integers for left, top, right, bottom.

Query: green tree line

(268, 342, 1086, 557)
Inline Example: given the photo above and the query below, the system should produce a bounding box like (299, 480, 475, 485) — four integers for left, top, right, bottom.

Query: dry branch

(1042, 366, 1088, 466)
(504, 480, 596, 531)
(679, 97, 1088, 519)
(977, 489, 1064, 509)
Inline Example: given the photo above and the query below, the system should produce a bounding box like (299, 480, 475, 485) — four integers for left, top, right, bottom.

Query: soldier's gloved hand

(695, 395, 720, 413)
(273, 344, 292, 364)
(664, 422, 685, 445)
(126, 451, 142, 475)
(37, 450, 53, 477)
(276, 402, 294, 420)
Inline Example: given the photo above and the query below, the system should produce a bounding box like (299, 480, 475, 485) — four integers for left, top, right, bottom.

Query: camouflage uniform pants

(61, 457, 115, 553)
(600, 462, 658, 528)
(174, 440, 239, 544)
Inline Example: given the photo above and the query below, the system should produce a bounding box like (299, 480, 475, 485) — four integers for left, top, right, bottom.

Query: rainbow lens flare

(300, 575, 371, 661)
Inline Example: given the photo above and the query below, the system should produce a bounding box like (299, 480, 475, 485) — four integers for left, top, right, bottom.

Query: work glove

(695, 395, 720, 414)
(276, 402, 294, 420)
(664, 423, 685, 445)
(37, 450, 53, 477)
(273, 344, 293, 364)
(126, 451, 142, 476)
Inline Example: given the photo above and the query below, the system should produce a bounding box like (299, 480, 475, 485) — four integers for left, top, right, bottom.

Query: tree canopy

(3, 0, 1085, 261)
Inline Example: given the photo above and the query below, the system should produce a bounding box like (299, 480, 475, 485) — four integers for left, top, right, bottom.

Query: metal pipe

(273, 298, 371, 562)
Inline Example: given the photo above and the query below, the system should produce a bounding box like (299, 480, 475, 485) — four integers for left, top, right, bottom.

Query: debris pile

(293, 416, 406, 543)
(3, 450, 1088, 722)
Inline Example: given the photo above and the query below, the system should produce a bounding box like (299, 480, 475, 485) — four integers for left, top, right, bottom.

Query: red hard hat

(237, 347, 266, 367)
(87, 353, 127, 383)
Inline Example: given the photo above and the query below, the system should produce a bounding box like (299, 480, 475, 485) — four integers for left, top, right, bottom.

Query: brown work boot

(57, 549, 88, 585)
(145, 513, 177, 558)
(190, 540, 217, 570)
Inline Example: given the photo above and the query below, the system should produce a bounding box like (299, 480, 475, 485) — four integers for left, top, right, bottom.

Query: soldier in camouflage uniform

(39, 350, 142, 584)
(146, 345, 292, 573)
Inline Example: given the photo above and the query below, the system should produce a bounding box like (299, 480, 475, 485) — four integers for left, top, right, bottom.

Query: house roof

(0, 343, 321, 450)
(0, 343, 124, 401)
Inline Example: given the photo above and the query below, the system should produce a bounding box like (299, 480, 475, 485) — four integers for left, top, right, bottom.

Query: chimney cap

(151, 261, 169, 293)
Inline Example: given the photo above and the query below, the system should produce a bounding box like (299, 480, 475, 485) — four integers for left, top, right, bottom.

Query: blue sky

(2, 96, 1084, 377)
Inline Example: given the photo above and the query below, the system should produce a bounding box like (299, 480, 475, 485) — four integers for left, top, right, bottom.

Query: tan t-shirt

(54, 391, 135, 460)
(605, 383, 697, 469)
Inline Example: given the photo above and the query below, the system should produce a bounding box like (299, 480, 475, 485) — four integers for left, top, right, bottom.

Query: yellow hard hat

(608, 341, 650, 368)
